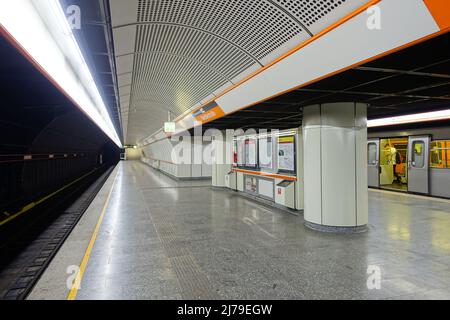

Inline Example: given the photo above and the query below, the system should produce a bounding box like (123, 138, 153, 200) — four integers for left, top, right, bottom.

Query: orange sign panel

(193, 101, 225, 124)
(424, 0, 450, 30)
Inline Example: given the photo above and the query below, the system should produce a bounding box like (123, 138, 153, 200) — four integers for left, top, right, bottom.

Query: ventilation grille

(276, 0, 348, 27)
(274, 0, 367, 35)
(130, 23, 254, 115)
(136, 0, 304, 61)
(116, 0, 368, 143)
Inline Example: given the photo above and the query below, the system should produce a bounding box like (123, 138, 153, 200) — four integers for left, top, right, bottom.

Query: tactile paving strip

(151, 217, 220, 299)
(169, 254, 220, 300)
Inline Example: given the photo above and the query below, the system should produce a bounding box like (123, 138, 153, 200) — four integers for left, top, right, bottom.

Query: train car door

(367, 139, 380, 188)
(408, 136, 430, 195)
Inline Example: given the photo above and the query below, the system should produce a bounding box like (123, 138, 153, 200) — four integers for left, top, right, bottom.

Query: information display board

(245, 138, 257, 168)
(278, 135, 296, 173)
(259, 137, 273, 170)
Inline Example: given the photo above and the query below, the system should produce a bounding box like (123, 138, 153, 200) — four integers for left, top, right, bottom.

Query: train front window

(430, 140, 450, 169)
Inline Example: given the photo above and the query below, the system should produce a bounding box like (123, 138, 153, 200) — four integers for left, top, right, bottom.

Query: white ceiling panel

(110, 0, 368, 144)
(117, 72, 133, 87)
(118, 85, 131, 96)
(110, 0, 139, 27)
(112, 26, 137, 57)
(115, 54, 134, 76)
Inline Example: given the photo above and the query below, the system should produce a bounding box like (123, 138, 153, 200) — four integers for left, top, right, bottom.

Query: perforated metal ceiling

(110, 0, 367, 144)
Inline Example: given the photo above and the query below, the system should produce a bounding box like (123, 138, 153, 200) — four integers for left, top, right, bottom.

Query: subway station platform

(27, 161, 450, 300)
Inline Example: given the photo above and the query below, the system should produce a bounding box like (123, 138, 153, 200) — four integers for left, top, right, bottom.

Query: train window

(430, 140, 450, 169)
(412, 141, 425, 168)
(367, 143, 377, 165)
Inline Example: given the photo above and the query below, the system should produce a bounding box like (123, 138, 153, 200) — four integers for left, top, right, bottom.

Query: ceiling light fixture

(0, 0, 122, 147)
(368, 109, 450, 128)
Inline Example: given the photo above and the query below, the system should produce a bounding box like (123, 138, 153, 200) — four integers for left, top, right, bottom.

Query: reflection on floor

(381, 181, 408, 192)
(31, 161, 450, 300)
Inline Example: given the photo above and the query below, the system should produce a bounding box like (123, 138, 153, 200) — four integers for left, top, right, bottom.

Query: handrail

(232, 168, 297, 181)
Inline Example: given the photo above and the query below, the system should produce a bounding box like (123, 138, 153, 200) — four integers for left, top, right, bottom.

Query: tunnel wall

(0, 107, 118, 212)
(0, 32, 122, 212)
(141, 137, 212, 180)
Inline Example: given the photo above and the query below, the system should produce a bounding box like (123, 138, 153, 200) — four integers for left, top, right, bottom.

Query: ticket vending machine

(275, 180, 295, 209)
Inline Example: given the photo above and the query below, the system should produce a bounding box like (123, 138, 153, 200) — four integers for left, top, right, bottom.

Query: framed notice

(245, 138, 257, 168)
(259, 137, 273, 170)
(278, 135, 296, 173)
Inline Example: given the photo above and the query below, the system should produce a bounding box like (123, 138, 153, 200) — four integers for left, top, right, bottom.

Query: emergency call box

(275, 180, 295, 209)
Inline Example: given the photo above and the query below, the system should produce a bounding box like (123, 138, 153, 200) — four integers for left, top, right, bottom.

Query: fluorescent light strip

(0, 0, 122, 147)
(368, 109, 450, 128)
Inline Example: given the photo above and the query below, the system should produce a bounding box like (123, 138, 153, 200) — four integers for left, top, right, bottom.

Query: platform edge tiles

(27, 165, 119, 300)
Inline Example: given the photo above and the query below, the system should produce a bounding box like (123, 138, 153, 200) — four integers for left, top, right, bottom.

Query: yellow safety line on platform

(67, 169, 118, 300)
(0, 169, 98, 227)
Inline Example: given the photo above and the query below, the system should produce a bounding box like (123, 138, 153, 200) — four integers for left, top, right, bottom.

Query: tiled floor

(34, 161, 450, 300)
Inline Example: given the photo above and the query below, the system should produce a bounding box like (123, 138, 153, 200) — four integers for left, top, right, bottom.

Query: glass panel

(232, 140, 238, 167)
(430, 140, 450, 169)
(245, 138, 257, 167)
(368, 143, 377, 165)
(259, 137, 273, 169)
(278, 135, 296, 173)
(412, 141, 425, 168)
(237, 139, 245, 167)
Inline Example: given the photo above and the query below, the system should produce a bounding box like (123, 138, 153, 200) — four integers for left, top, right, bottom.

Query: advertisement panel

(278, 136, 295, 173)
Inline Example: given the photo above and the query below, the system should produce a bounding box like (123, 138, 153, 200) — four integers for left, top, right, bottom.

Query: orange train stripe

(232, 168, 297, 182)
(424, 0, 450, 30)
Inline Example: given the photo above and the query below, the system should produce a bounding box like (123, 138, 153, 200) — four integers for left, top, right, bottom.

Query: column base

(304, 221, 368, 234)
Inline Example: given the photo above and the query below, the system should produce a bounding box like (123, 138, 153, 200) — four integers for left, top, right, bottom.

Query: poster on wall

(278, 136, 295, 173)
(244, 176, 258, 193)
(259, 137, 273, 170)
(245, 138, 257, 167)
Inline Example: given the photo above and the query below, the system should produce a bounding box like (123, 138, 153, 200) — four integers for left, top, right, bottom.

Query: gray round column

(302, 103, 368, 233)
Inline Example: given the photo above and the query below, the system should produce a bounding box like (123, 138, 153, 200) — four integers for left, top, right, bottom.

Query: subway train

(367, 125, 450, 199)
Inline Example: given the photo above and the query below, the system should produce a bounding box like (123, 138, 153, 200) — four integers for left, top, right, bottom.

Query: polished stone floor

(34, 161, 450, 300)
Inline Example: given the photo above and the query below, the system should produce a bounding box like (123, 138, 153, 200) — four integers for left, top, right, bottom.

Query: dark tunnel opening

(0, 31, 120, 214)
